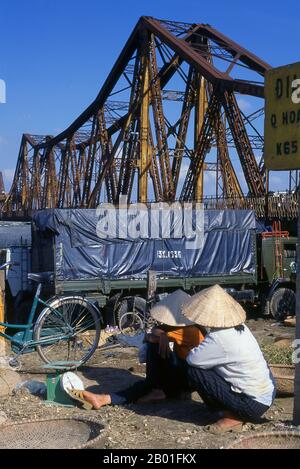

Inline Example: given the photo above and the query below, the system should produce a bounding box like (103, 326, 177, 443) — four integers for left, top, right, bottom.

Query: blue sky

(1, 0, 300, 192)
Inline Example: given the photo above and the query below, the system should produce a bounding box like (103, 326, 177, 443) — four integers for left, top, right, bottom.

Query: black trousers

(187, 366, 270, 422)
(110, 342, 189, 405)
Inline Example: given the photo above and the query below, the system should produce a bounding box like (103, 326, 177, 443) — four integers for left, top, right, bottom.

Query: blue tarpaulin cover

(0, 222, 31, 248)
(33, 208, 256, 281)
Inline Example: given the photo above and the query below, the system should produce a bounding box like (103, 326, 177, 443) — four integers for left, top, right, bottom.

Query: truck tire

(116, 297, 147, 328)
(269, 288, 295, 321)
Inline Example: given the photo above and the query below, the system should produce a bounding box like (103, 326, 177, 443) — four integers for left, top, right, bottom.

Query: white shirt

(186, 325, 276, 406)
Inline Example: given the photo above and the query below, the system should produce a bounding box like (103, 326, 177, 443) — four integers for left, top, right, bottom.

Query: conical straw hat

(182, 285, 246, 328)
(150, 290, 193, 327)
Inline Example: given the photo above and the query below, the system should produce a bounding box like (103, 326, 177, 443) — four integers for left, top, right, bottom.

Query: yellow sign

(265, 62, 300, 170)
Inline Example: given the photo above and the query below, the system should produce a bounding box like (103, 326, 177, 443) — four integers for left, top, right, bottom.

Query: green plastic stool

(42, 362, 82, 408)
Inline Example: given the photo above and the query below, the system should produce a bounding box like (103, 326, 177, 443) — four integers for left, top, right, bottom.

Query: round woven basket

(0, 416, 107, 449)
(270, 364, 295, 396)
(227, 431, 300, 449)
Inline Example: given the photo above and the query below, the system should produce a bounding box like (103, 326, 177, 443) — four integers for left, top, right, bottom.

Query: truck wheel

(269, 288, 295, 321)
(116, 297, 147, 328)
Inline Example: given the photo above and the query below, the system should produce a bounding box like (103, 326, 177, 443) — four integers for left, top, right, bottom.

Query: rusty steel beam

(194, 34, 210, 201)
(149, 34, 174, 200)
(222, 90, 265, 196)
(172, 67, 195, 195)
(180, 91, 221, 201)
(35, 16, 266, 151)
(33, 19, 145, 150)
(0, 173, 5, 198)
(194, 74, 207, 201)
(3, 16, 280, 219)
(139, 33, 151, 203)
(214, 116, 243, 199)
(142, 17, 265, 97)
(191, 24, 271, 75)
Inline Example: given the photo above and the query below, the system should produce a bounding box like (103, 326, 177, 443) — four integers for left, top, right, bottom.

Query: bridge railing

(1, 193, 299, 220)
(201, 193, 299, 220)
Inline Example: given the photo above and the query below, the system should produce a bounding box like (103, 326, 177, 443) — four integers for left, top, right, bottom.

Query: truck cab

(261, 235, 297, 319)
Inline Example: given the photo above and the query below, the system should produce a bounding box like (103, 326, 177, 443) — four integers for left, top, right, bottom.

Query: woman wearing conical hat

(68, 290, 205, 409)
(182, 285, 276, 434)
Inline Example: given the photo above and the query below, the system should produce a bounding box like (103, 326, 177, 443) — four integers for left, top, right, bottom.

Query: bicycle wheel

(34, 296, 101, 366)
(118, 311, 145, 337)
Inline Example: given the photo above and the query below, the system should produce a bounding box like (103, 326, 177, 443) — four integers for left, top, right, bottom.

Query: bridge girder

(4, 16, 283, 218)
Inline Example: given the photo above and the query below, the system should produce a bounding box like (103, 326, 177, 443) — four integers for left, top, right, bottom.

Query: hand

(158, 333, 170, 359)
(151, 327, 166, 337)
(144, 333, 160, 344)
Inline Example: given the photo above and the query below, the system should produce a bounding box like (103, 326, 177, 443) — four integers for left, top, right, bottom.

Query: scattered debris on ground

(284, 317, 297, 328)
(0, 368, 21, 398)
(0, 318, 297, 449)
(261, 343, 294, 365)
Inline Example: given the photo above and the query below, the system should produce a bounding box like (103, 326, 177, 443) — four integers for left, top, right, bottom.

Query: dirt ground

(0, 317, 298, 449)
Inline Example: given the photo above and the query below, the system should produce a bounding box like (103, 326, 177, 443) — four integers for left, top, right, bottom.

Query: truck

(26, 208, 297, 325)
(0, 221, 32, 322)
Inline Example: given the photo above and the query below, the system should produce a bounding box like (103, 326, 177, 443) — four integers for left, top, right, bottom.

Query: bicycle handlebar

(0, 262, 12, 270)
(0, 261, 20, 270)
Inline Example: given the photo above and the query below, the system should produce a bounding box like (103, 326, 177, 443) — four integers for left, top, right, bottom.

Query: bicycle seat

(28, 272, 54, 284)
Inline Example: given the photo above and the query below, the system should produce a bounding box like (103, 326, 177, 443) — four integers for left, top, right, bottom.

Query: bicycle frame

(0, 283, 72, 350)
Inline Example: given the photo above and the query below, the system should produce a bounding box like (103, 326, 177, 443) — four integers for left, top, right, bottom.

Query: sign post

(265, 61, 300, 425)
(265, 62, 300, 170)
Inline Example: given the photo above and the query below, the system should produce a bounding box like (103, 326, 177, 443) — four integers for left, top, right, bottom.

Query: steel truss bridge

(1, 17, 299, 219)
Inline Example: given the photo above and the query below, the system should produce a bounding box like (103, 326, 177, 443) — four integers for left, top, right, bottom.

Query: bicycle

(0, 262, 102, 368)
